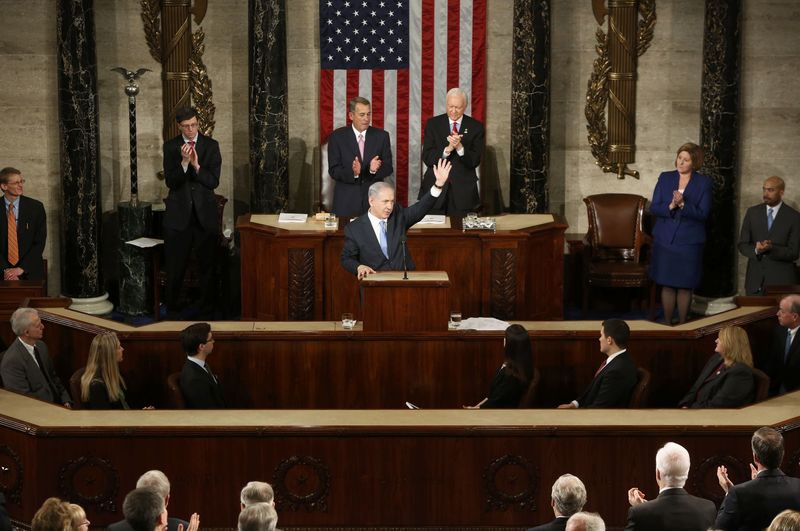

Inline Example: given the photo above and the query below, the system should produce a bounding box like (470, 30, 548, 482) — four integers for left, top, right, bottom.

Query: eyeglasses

(179, 122, 199, 130)
(5, 179, 24, 185)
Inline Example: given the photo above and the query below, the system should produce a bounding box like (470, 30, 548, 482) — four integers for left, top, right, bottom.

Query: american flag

(320, 0, 486, 205)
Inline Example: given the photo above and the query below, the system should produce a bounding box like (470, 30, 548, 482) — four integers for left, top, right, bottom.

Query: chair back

(628, 367, 651, 408)
(69, 367, 86, 409)
(751, 367, 770, 403)
(517, 368, 541, 408)
(584, 194, 647, 262)
(0, 350, 6, 388)
(166, 372, 186, 409)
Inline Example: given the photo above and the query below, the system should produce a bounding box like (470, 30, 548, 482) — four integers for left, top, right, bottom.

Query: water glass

(449, 311, 462, 329)
(341, 312, 355, 329)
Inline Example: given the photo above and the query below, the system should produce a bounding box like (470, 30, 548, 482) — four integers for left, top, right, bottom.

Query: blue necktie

(768, 208, 774, 231)
(379, 220, 389, 258)
(786, 331, 794, 364)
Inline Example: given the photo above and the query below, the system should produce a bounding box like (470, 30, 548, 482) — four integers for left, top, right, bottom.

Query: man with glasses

(178, 322, 226, 409)
(163, 107, 222, 318)
(0, 167, 46, 281)
(766, 294, 800, 396)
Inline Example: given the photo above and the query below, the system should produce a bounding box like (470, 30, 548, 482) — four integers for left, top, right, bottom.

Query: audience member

(179, 323, 226, 409)
(466, 324, 533, 408)
(81, 331, 129, 409)
(565, 512, 605, 531)
(716, 426, 800, 530)
(237, 503, 278, 531)
(0, 166, 47, 281)
(769, 510, 800, 531)
(767, 294, 800, 396)
(527, 474, 586, 530)
(109, 470, 189, 531)
(558, 319, 637, 408)
(678, 326, 755, 408)
(240, 481, 274, 509)
(626, 442, 715, 530)
(31, 498, 71, 531)
(123, 488, 167, 531)
(0, 493, 9, 531)
(65, 503, 89, 531)
(1, 307, 71, 406)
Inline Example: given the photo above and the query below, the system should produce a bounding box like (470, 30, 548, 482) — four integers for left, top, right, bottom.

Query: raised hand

(369, 156, 382, 173)
(352, 157, 362, 177)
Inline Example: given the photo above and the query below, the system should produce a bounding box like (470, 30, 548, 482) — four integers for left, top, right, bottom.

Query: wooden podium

(360, 271, 450, 332)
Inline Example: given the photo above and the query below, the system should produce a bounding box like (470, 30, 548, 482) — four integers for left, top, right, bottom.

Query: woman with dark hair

(80, 331, 129, 409)
(465, 324, 534, 409)
(679, 325, 755, 408)
(649, 142, 713, 324)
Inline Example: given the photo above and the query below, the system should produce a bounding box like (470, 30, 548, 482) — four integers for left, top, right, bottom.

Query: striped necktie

(8, 203, 18, 265)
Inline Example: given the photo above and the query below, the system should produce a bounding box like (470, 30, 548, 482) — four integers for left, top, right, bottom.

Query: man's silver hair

(566, 512, 605, 531)
(655, 442, 690, 488)
(136, 470, 171, 500)
(238, 502, 278, 531)
(446, 87, 468, 106)
(10, 307, 38, 337)
(551, 474, 587, 516)
(240, 481, 274, 506)
(368, 181, 394, 199)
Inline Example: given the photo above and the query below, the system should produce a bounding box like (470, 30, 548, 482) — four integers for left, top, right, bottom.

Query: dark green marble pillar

(249, 0, 289, 213)
(118, 202, 152, 315)
(510, 0, 551, 213)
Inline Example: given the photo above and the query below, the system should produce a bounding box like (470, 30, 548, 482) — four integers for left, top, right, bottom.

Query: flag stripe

(447, 0, 461, 93)
(459, 0, 473, 116)
(396, 68, 410, 203)
(320, 70, 334, 143)
(470, 0, 486, 124)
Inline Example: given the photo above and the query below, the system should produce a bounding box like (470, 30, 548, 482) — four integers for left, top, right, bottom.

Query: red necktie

(8, 203, 18, 265)
(594, 359, 607, 377)
(188, 140, 196, 149)
(452, 122, 458, 135)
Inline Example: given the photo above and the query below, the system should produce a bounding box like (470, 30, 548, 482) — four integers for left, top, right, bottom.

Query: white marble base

(66, 292, 114, 316)
(692, 295, 737, 316)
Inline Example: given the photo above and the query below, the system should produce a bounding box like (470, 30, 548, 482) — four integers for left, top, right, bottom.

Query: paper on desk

(125, 237, 164, 248)
(278, 213, 308, 223)
(417, 215, 446, 225)
(458, 317, 510, 331)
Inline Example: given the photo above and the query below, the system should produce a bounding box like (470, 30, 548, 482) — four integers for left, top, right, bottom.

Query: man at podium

(341, 160, 451, 280)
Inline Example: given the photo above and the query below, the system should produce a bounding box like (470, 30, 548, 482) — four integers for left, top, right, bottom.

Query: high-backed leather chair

(69, 367, 86, 409)
(751, 367, 770, 403)
(582, 194, 654, 315)
(628, 367, 652, 408)
(517, 368, 541, 408)
(166, 372, 186, 409)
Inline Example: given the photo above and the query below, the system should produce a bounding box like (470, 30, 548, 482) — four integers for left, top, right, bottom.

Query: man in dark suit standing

(0, 307, 71, 407)
(558, 319, 638, 409)
(327, 97, 393, 218)
(419, 88, 485, 217)
(766, 294, 800, 396)
(162, 107, 222, 317)
(626, 442, 716, 530)
(179, 322, 226, 409)
(716, 426, 800, 530)
(0, 167, 46, 281)
(738, 176, 800, 294)
(527, 474, 587, 531)
(341, 160, 451, 279)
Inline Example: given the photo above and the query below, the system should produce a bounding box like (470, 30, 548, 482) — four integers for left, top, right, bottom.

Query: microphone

(401, 238, 409, 280)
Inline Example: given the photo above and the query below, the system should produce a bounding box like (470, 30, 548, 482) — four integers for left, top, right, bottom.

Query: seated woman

(679, 326, 755, 408)
(465, 324, 534, 409)
(80, 331, 129, 410)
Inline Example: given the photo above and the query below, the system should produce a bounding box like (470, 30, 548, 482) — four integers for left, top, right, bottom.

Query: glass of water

(325, 214, 338, 230)
(449, 311, 462, 329)
(341, 312, 355, 329)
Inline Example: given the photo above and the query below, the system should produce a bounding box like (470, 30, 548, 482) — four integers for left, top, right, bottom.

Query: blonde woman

(769, 510, 800, 531)
(31, 498, 71, 531)
(679, 326, 755, 408)
(80, 331, 129, 409)
(65, 504, 89, 531)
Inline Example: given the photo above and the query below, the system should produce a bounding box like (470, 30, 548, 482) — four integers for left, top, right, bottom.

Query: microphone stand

(401, 238, 409, 280)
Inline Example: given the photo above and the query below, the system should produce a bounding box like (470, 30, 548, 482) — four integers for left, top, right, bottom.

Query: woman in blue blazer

(649, 142, 713, 324)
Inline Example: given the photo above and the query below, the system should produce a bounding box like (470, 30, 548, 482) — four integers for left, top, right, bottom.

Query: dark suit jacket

(527, 516, 568, 531)
(576, 351, 637, 408)
(0, 338, 70, 404)
(766, 325, 800, 395)
(0, 195, 46, 280)
(327, 125, 393, 217)
(650, 171, 713, 246)
(179, 358, 226, 409)
(738, 202, 800, 294)
(481, 366, 527, 409)
(715, 469, 800, 531)
(625, 488, 716, 531)
(678, 354, 755, 408)
(162, 133, 221, 233)
(108, 516, 189, 531)
(340, 192, 437, 275)
(419, 113, 484, 215)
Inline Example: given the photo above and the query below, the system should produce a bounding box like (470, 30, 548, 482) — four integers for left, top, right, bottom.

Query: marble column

(509, 0, 550, 213)
(57, 0, 112, 314)
(249, 0, 289, 213)
(696, 0, 741, 303)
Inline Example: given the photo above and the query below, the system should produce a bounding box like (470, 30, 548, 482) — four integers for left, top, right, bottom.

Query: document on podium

(417, 215, 446, 225)
(278, 213, 308, 223)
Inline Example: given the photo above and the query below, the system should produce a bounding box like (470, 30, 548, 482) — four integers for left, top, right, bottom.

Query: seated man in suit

(0, 307, 71, 406)
(341, 160, 451, 280)
(122, 488, 198, 531)
(109, 470, 190, 531)
(565, 512, 604, 531)
(558, 319, 637, 409)
(766, 294, 800, 396)
(528, 474, 587, 531)
(626, 442, 715, 530)
(716, 426, 800, 530)
(179, 322, 226, 409)
(0, 167, 47, 281)
(238, 503, 278, 531)
(240, 481, 274, 509)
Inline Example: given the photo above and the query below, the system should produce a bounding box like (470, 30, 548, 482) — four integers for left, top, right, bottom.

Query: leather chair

(166, 372, 186, 409)
(751, 367, 770, 403)
(582, 194, 654, 316)
(69, 367, 86, 409)
(0, 350, 5, 388)
(517, 368, 541, 408)
(628, 367, 651, 408)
